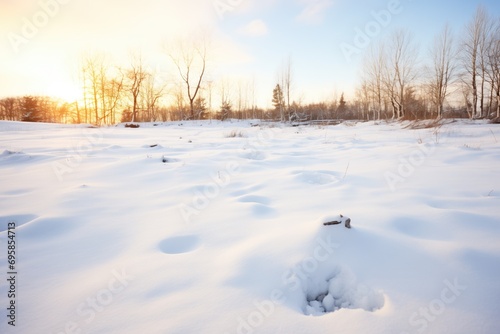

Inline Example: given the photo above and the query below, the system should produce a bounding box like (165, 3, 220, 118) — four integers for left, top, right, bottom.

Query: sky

(1, 0, 499, 109)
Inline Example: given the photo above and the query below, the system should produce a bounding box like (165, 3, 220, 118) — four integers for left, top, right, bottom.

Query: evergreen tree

(194, 96, 208, 119)
(337, 93, 347, 117)
(272, 84, 285, 120)
(21, 96, 41, 122)
(219, 101, 232, 121)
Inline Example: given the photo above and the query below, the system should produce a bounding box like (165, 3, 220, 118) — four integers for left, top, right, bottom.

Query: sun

(46, 81, 84, 103)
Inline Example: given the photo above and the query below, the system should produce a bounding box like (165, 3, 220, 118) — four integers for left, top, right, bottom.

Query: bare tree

(478, 13, 494, 117)
(250, 75, 257, 119)
(428, 24, 457, 118)
(483, 18, 500, 118)
(384, 29, 419, 119)
(462, 6, 492, 118)
(275, 56, 294, 122)
(78, 52, 127, 125)
(489, 21, 500, 118)
(236, 79, 243, 119)
(125, 53, 148, 122)
(206, 79, 214, 115)
(362, 43, 386, 120)
(104, 75, 124, 124)
(172, 80, 187, 121)
(0, 98, 17, 121)
(355, 81, 371, 120)
(80, 52, 108, 124)
(168, 36, 209, 120)
(459, 81, 473, 118)
(284, 56, 293, 121)
(142, 69, 167, 122)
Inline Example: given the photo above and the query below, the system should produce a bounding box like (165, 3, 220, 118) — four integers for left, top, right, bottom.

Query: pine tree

(272, 84, 285, 120)
(219, 101, 232, 121)
(21, 96, 41, 122)
(194, 96, 208, 119)
(337, 93, 347, 118)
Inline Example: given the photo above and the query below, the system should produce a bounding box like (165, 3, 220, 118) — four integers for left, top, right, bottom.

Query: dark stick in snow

(323, 215, 351, 228)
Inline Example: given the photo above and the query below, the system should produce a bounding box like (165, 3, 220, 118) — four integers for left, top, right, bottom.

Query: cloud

(296, 0, 334, 24)
(238, 19, 269, 37)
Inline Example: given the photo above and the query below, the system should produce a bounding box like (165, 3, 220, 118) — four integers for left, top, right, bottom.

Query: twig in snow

(343, 162, 350, 180)
(490, 129, 498, 143)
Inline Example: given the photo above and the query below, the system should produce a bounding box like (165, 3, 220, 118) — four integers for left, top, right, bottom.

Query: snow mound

(1, 149, 21, 156)
(0, 149, 51, 164)
(301, 266, 384, 316)
(0, 150, 27, 161)
(242, 150, 268, 160)
(0, 214, 38, 232)
(237, 195, 272, 205)
(158, 235, 201, 254)
(237, 194, 278, 218)
(293, 170, 340, 185)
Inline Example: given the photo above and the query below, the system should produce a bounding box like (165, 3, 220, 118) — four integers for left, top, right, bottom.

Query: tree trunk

(189, 99, 194, 120)
(497, 86, 500, 118)
(480, 72, 485, 118)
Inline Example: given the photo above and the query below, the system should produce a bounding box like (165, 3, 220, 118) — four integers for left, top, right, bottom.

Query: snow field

(0, 119, 499, 334)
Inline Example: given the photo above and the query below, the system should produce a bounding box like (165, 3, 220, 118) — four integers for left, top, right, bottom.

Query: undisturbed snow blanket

(0, 119, 499, 334)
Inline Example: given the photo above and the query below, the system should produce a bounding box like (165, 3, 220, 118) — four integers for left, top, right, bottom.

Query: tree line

(354, 6, 500, 121)
(0, 96, 73, 123)
(1, 6, 499, 124)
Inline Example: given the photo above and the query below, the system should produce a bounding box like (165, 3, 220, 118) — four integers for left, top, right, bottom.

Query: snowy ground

(0, 119, 499, 334)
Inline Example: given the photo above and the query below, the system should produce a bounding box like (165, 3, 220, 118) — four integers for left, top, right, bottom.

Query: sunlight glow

(46, 82, 83, 103)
